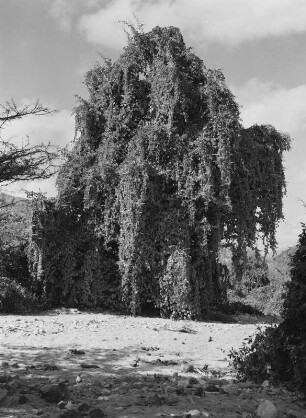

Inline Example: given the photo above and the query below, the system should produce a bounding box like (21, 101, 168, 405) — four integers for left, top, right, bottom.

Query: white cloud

(1, 107, 75, 197)
(233, 78, 306, 249)
(2, 108, 74, 148)
(233, 79, 306, 135)
(77, 0, 306, 49)
(49, 0, 101, 31)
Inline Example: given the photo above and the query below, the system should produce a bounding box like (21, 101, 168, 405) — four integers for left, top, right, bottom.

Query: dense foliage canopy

(29, 26, 290, 318)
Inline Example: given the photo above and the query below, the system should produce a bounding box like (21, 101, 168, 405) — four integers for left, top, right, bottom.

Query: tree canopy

(29, 26, 290, 318)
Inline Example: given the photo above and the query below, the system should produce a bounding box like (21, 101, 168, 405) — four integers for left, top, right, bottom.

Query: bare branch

(0, 100, 60, 186)
(0, 99, 56, 130)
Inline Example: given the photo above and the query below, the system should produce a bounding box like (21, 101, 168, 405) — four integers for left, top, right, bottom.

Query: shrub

(229, 325, 286, 383)
(229, 224, 306, 393)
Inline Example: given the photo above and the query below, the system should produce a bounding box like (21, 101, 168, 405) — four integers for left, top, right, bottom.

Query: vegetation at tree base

(28, 26, 290, 319)
(230, 225, 306, 394)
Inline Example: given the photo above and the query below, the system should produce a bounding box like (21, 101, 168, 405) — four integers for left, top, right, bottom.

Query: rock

(256, 400, 278, 418)
(186, 385, 204, 396)
(0, 374, 12, 384)
(177, 379, 188, 387)
(32, 409, 44, 416)
(202, 382, 219, 392)
(164, 385, 177, 394)
(180, 363, 194, 373)
(41, 382, 69, 403)
(287, 410, 299, 418)
(58, 400, 66, 409)
(176, 385, 186, 395)
(18, 395, 28, 404)
(202, 411, 210, 418)
(44, 363, 59, 371)
(238, 381, 260, 389)
(132, 382, 143, 389)
(186, 410, 202, 417)
(188, 377, 199, 385)
(70, 349, 85, 355)
(268, 387, 281, 395)
(262, 380, 270, 388)
(220, 383, 240, 395)
(0, 388, 8, 402)
(100, 388, 111, 396)
(11, 362, 19, 368)
(92, 379, 107, 387)
(8, 378, 21, 391)
(89, 408, 107, 417)
(59, 410, 82, 418)
(78, 402, 90, 412)
(240, 392, 253, 400)
(146, 394, 163, 406)
(164, 396, 179, 406)
(75, 375, 82, 383)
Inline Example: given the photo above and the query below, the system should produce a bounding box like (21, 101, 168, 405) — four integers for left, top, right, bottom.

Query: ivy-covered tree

(29, 26, 290, 318)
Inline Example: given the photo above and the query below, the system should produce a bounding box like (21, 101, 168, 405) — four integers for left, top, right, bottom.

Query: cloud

(49, 0, 101, 31)
(78, 0, 306, 49)
(233, 79, 306, 135)
(2, 107, 74, 148)
(1, 107, 75, 197)
(233, 78, 306, 249)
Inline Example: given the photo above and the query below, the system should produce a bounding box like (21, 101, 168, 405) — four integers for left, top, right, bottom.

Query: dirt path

(0, 311, 305, 417)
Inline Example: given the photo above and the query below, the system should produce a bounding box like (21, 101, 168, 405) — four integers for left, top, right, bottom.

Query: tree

(29, 26, 290, 318)
(0, 99, 59, 311)
(0, 99, 58, 186)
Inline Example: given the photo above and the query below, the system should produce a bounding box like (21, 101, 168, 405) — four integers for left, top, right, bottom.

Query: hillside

(225, 245, 296, 318)
(0, 191, 30, 210)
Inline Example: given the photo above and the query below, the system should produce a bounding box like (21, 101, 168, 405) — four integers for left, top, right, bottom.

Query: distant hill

(223, 244, 296, 317)
(270, 245, 296, 264)
(0, 192, 31, 247)
(0, 192, 29, 209)
(267, 245, 296, 284)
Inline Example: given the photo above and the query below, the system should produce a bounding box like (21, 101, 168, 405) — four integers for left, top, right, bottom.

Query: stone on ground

(256, 400, 278, 418)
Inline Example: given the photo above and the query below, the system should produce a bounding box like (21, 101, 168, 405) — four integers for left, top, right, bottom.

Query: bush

(0, 277, 36, 313)
(229, 225, 306, 393)
(229, 326, 286, 383)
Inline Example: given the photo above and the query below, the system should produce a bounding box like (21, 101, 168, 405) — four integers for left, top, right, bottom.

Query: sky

(1, 0, 306, 251)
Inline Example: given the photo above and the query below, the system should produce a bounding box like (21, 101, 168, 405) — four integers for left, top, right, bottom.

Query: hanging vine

(29, 25, 290, 318)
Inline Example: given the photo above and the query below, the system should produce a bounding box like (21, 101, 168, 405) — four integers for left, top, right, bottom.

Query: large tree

(29, 26, 290, 318)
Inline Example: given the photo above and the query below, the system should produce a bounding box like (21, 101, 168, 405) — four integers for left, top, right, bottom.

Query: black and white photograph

(0, 1, 306, 417)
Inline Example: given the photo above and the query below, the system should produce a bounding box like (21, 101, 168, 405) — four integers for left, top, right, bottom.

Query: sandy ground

(0, 310, 305, 418)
